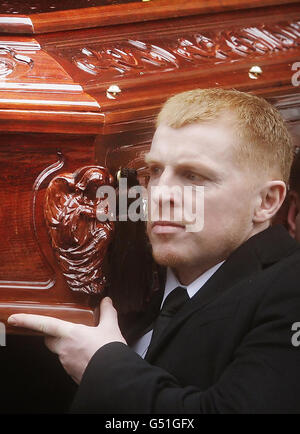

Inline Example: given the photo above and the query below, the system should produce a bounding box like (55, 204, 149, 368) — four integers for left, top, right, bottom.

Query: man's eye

(149, 166, 161, 176)
(185, 172, 201, 182)
(186, 173, 196, 181)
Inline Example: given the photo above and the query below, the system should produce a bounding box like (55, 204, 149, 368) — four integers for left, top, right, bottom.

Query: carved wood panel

(0, 133, 103, 330)
(41, 16, 299, 87)
(0, 38, 101, 134)
(68, 21, 300, 83)
(0, 45, 33, 79)
(37, 5, 300, 128)
(0, 138, 61, 285)
(44, 166, 114, 295)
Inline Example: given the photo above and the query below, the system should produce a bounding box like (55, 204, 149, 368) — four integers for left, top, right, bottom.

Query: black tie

(146, 286, 189, 355)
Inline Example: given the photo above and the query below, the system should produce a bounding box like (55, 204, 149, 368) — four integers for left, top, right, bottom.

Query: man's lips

(151, 221, 185, 234)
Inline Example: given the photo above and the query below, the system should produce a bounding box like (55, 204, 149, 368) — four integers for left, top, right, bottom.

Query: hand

(7, 297, 127, 384)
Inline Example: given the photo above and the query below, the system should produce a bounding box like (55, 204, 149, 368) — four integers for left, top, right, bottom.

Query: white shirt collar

(162, 261, 225, 307)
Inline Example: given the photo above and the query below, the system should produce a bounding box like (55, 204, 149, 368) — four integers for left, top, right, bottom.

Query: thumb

(97, 297, 118, 327)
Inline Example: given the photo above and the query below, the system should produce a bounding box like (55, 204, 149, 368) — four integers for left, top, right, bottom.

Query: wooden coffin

(0, 0, 300, 334)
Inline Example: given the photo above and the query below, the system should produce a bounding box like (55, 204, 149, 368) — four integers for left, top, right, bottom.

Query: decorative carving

(0, 46, 33, 79)
(72, 21, 300, 80)
(31, 151, 65, 282)
(44, 166, 115, 295)
(74, 43, 178, 77)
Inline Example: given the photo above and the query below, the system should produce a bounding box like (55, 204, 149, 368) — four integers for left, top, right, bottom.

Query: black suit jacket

(71, 225, 300, 414)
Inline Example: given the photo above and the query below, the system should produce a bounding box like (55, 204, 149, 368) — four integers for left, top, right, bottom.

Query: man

(287, 150, 300, 242)
(8, 88, 300, 413)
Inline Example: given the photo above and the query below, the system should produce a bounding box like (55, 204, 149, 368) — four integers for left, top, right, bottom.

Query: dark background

(0, 335, 77, 414)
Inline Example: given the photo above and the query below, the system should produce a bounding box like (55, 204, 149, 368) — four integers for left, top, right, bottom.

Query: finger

(97, 297, 118, 327)
(7, 314, 72, 337)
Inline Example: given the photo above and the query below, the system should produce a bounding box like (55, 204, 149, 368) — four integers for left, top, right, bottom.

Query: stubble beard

(149, 221, 250, 276)
(149, 231, 195, 270)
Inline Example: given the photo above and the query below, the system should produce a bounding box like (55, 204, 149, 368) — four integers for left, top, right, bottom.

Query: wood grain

(0, 0, 299, 34)
(0, 133, 101, 331)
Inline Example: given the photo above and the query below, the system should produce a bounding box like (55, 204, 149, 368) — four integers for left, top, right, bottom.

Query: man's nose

(149, 168, 180, 206)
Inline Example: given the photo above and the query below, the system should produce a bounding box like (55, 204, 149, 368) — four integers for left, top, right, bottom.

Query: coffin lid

(0, 1, 299, 134)
(0, 0, 298, 35)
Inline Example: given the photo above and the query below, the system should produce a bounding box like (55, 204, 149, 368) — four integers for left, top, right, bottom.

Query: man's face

(146, 120, 261, 283)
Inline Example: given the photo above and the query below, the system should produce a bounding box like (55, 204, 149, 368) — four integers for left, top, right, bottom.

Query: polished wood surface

(1, 4, 299, 133)
(0, 0, 298, 34)
(0, 0, 299, 34)
(0, 37, 100, 134)
(0, 133, 102, 333)
(0, 1, 299, 333)
(38, 4, 300, 130)
(44, 166, 114, 295)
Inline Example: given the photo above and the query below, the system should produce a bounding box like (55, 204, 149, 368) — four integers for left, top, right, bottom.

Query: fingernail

(103, 297, 112, 304)
(7, 316, 17, 326)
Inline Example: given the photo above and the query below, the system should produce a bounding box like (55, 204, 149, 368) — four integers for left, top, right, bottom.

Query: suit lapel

(145, 225, 300, 362)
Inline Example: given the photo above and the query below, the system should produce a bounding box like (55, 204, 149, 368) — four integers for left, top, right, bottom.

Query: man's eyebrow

(144, 154, 221, 180)
(175, 160, 220, 178)
(144, 153, 161, 164)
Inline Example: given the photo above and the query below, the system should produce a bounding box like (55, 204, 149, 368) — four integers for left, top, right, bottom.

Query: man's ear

(287, 191, 300, 238)
(253, 181, 286, 224)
